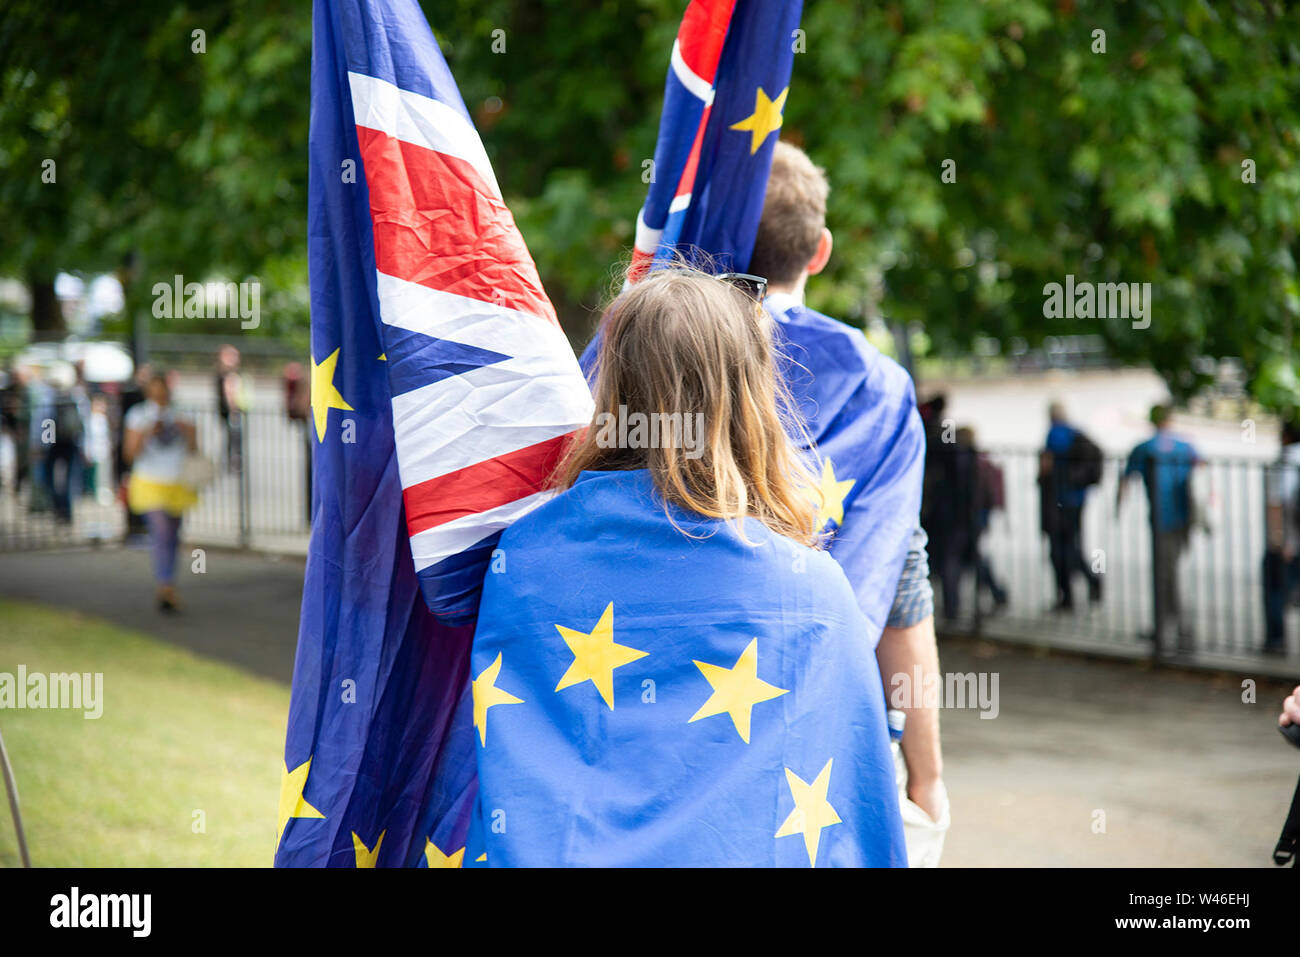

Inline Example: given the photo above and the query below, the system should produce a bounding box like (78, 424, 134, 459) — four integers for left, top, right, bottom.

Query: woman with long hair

(457, 267, 906, 867)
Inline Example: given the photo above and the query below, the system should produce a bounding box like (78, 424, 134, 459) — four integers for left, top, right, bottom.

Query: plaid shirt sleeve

(886, 524, 934, 629)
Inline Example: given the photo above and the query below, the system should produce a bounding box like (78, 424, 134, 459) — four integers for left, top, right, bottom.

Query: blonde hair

(748, 141, 830, 285)
(555, 267, 822, 547)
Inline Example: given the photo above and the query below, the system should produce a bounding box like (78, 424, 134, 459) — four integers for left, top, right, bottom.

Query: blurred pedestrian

(0, 363, 33, 495)
(26, 366, 55, 512)
(933, 425, 978, 622)
(1118, 404, 1201, 651)
(1040, 402, 1103, 611)
(1263, 418, 1300, 655)
(964, 426, 1008, 612)
(919, 394, 950, 599)
(283, 361, 312, 524)
(123, 371, 198, 612)
(84, 393, 115, 506)
(117, 362, 151, 540)
(43, 363, 86, 524)
(215, 344, 248, 473)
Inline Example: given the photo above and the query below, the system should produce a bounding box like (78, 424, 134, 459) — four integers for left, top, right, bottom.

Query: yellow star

(688, 638, 788, 743)
(276, 757, 325, 849)
(810, 457, 855, 530)
(729, 85, 789, 155)
(554, 602, 648, 709)
(475, 852, 487, 862)
(775, 758, 842, 868)
(425, 840, 465, 868)
(472, 652, 524, 746)
(310, 347, 354, 442)
(353, 829, 385, 868)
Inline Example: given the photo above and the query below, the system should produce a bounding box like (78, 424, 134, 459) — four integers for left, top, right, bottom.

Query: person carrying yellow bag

(123, 371, 198, 613)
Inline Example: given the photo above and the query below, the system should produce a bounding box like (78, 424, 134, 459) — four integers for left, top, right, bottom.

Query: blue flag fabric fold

(768, 297, 926, 639)
(460, 468, 907, 867)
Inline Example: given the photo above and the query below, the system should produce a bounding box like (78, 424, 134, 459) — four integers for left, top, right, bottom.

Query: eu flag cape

(460, 469, 907, 867)
(767, 295, 926, 639)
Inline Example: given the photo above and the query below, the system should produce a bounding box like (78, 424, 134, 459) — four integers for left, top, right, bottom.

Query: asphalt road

(936, 639, 1298, 867)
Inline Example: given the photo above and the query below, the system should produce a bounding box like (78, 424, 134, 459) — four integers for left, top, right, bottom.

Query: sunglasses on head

(716, 272, 768, 303)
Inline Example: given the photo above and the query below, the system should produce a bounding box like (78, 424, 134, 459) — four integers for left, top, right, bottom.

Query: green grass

(0, 601, 289, 866)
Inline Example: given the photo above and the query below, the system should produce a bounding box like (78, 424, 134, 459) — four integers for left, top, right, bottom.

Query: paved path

(0, 546, 303, 683)
(1, 547, 1297, 866)
(937, 638, 1299, 866)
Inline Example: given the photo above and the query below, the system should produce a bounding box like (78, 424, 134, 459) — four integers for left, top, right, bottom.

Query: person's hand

(1281, 686, 1300, 727)
(907, 777, 946, 822)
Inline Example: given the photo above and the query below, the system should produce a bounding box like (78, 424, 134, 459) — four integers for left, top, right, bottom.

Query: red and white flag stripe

(348, 70, 593, 573)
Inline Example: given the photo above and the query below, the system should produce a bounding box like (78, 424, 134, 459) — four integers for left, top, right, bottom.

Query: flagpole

(0, 725, 31, 867)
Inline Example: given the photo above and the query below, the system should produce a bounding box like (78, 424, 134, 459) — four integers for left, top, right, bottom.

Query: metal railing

(934, 448, 1300, 675)
(5, 414, 1299, 675)
(0, 403, 311, 553)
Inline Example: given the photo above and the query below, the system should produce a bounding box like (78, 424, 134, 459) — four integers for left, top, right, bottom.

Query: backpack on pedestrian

(977, 454, 1005, 513)
(1291, 459, 1300, 540)
(52, 391, 84, 447)
(1066, 431, 1104, 489)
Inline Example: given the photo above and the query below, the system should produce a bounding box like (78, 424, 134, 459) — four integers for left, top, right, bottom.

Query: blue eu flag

(460, 469, 907, 867)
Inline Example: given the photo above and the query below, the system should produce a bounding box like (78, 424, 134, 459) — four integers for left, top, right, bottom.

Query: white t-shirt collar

(763, 291, 803, 321)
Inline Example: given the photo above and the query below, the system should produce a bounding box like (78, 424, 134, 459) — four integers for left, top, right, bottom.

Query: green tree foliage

(428, 0, 683, 325)
(784, 0, 1300, 407)
(0, 0, 309, 340)
(1, 1, 1297, 408)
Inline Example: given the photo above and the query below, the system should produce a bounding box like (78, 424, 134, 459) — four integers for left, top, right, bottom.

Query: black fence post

(1145, 454, 1163, 664)
(238, 415, 251, 549)
(972, 454, 984, 638)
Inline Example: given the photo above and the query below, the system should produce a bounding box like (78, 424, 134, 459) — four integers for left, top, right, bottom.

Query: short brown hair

(747, 141, 829, 285)
(556, 267, 821, 546)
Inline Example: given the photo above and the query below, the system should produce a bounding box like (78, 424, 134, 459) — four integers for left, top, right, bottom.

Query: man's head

(1150, 403, 1172, 430)
(1048, 401, 1066, 425)
(747, 141, 832, 295)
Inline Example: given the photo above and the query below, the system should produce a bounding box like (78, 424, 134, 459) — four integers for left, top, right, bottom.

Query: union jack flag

(631, 0, 804, 280)
(351, 17, 594, 622)
(276, 0, 591, 867)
